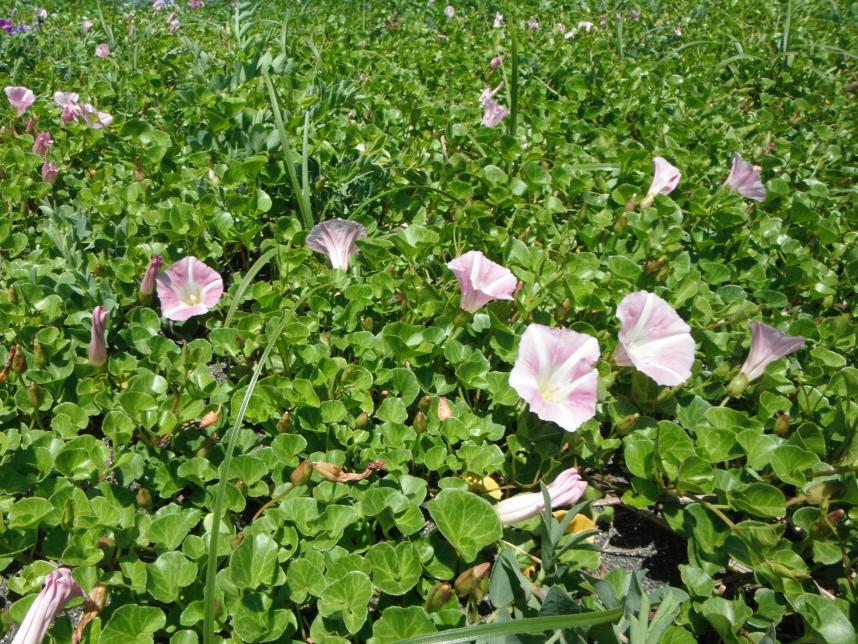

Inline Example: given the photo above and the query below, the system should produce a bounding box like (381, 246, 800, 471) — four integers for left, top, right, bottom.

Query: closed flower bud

(419, 395, 433, 410)
(7, 283, 16, 303)
(454, 562, 492, 599)
(413, 410, 427, 433)
(138, 255, 164, 304)
(136, 487, 152, 509)
(290, 460, 313, 486)
(88, 306, 109, 368)
(27, 381, 43, 408)
(826, 508, 845, 527)
(199, 407, 221, 429)
(277, 411, 292, 432)
(361, 315, 374, 332)
(616, 412, 640, 433)
(33, 340, 47, 367)
(773, 411, 790, 436)
(452, 310, 472, 327)
(355, 411, 369, 428)
(726, 372, 749, 398)
(437, 396, 453, 422)
(424, 582, 453, 612)
(11, 347, 27, 373)
(613, 213, 628, 233)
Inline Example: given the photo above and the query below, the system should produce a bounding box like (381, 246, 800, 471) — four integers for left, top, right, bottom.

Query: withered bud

(361, 315, 374, 332)
(97, 535, 115, 551)
(554, 298, 571, 323)
(773, 411, 790, 436)
(230, 532, 245, 549)
(613, 213, 628, 234)
(290, 460, 314, 486)
(277, 411, 292, 432)
(413, 411, 427, 434)
(645, 258, 666, 274)
(136, 487, 152, 509)
(424, 582, 453, 612)
(826, 508, 846, 527)
(355, 411, 369, 428)
(11, 346, 27, 374)
(312, 461, 344, 482)
(807, 481, 840, 506)
(454, 562, 492, 599)
(419, 395, 433, 410)
(199, 406, 221, 429)
(73, 584, 109, 644)
(616, 412, 640, 433)
(27, 382, 43, 408)
(7, 284, 16, 303)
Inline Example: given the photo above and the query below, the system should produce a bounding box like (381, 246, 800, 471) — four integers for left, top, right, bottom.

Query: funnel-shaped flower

(88, 306, 109, 367)
(527, 18, 540, 30)
(577, 21, 595, 31)
(81, 103, 112, 129)
(489, 55, 504, 68)
(95, 43, 110, 57)
(493, 12, 504, 28)
(167, 12, 180, 32)
(5, 86, 34, 116)
(139, 255, 164, 298)
(54, 92, 82, 124)
(613, 291, 695, 386)
(481, 98, 509, 128)
(724, 152, 766, 202)
(447, 250, 516, 313)
(306, 219, 367, 270)
(156, 256, 224, 321)
(739, 321, 805, 382)
(41, 160, 58, 184)
(445, 5, 455, 18)
(82, 19, 93, 32)
(641, 156, 681, 207)
(496, 468, 587, 526)
(32, 131, 52, 155)
(11, 568, 85, 644)
(509, 324, 600, 432)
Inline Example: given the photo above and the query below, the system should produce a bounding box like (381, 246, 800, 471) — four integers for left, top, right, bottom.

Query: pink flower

(578, 20, 595, 31)
(5, 86, 35, 116)
(82, 19, 93, 32)
(41, 160, 58, 184)
(306, 219, 367, 270)
(81, 103, 113, 129)
(153, 0, 167, 9)
(613, 291, 695, 386)
(95, 43, 110, 57)
(489, 55, 504, 68)
(11, 568, 85, 644)
(641, 156, 681, 207)
(54, 92, 83, 124)
(495, 468, 587, 526)
(32, 131, 52, 155)
(493, 12, 504, 28)
(156, 257, 224, 321)
(481, 98, 510, 128)
(88, 306, 109, 367)
(527, 18, 540, 30)
(445, 5, 455, 18)
(556, 22, 567, 33)
(509, 324, 600, 433)
(167, 12, 180, 32)
(629, 9, 641, 20)
(724, 152, 766, 202)
(478, 85, 501, 106)
(188, 0, 204, 7)
(437, 397, 453, 422)
(739, 321, 805, 382)
(447, 250, 516, 313)
(140, 255, 164, 297)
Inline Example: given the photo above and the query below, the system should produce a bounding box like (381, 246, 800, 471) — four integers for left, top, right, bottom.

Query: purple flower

(445, 5, 455, 18)
(5, 86, 35, 116)
(724, 152, 766, 202)
(641, 156, 681, 207)
(527, 18, 540, 30)
(95, 43, 110, 57)
(41, 160, 58, 184)
(32, 131, 53, 155)
(306, 219, 368, 270)
(88, 306, 109, 367)
(493, 12, 504, 28)
(481, 98, 509, 127)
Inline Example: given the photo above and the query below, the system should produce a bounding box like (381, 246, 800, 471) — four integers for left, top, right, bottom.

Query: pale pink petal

(509, 324, 600, 432)
(5, 86, 35, 116)
(615, 291, 695, 386)
(41, 160, 58, 184)
(11, 568, 85, 644)
(642, 156, 681, 206)
(306, 219, 367, 270)
(82, 103, 112, 129)
(447, 250, 516, 313)
(54, 92, 83, 124)
(95, 43, 110, 57)
(88, 306, 109, 367)
(739, 321, 805, 382)
(481, 98, 510, 128)
(496, 468, 587, 526)
(156, 257, 224, 321)
(445, 5, 455, 18)
(725, 153, 766, 202)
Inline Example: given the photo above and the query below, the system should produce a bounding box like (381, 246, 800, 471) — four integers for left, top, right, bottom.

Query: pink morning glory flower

(509, 324, 600, 433)
(32, 131, 52, 155)
(527, 18, 540, 30)
(167, 12, 180, 32)
(306, 219, 368, 270)
(489, 55, 504, 68)
(95, 43, 110, 57)
(493, 12, 504, 28)
(153, 0, 167, 9)
(641, 156, 681, 207)
(724, 152, 766, 202)
(496, 468, 587, 526)
(11, 568, 85, 644)
(156, 256, 224, 321)
(41, 160, 58, 184)
(578, 20, 595, 31)
(613, 291, 695, 386)
(54, 92, 83, 124)
(140, 255, 164, 298)
(481, 98, 510, 127)
(88, 306, 109, 367)
(739, 321, 805, 382)
(445, 5, 455, 18)
(82, 19, 93, 32)
(81, 103, 113, 129)
(5, 86, 34, 116)
(447, 250, 516, 313)
(188, 0, 204, 7)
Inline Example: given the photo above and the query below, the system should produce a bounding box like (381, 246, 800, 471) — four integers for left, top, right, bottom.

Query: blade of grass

(394, 608, 624, 644)
(223, 247, 278, 328)
(263, 69, 314, 230)
(202, 285, 323, 644)
(508, 22, 519, 137)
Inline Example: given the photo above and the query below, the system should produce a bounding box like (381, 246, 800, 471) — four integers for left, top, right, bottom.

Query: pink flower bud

(88, 306, 109, 367)
(41, 160, 58, 184)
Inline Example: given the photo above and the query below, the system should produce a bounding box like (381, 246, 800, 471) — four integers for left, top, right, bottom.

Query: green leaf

(147, 552, 197, 603)
(317, 570, 373, 634)
(727, 484, 786, 518)
(371, 606, 436, 643)
(367, 542, 422, 595)
(792, 594, 857, 644)
(770, 445, 819, 486)
(7, 497, 54, 529)
(427, 489, 502, 562)
(230, 533, 281, 589)
(100, 605, 166, 644)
